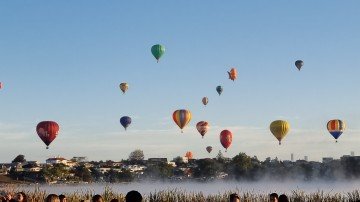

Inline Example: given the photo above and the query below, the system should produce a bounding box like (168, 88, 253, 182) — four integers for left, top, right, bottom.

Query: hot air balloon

(228, 68, 237, 81)
(270, 120, 290, 145)
(196, 121, 209, 138)
(36, 121, 59, 149)
(202, 97, 208, 106)
(216, 86, 223, 96)
(0, 82, 2, 89)
(185, 151, 193, 160)
(120, 116, 132, 130)
(173, 109, 192, 133)
(220, 130, 232, 152)
(295, 60, 304, 71)
(327, 119, 346, 142)
(151, 44, 165, 63)
(206, 146, 213, 154)
(119, 83, 129, 94)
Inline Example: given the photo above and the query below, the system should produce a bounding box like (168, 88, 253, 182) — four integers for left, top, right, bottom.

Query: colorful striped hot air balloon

(196, 121, 209, 138)
(270, 120, 290, 145)
(36, 121, 60, 149)
(119, 83, 129, 94)
(227, 68, 237, 81)
(173, 109, 192, 133)
(327, 119, 346, 142)
(220, 130, 232, 152)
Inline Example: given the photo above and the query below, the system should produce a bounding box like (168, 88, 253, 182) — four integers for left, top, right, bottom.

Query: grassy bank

(1, 186, 359, 202)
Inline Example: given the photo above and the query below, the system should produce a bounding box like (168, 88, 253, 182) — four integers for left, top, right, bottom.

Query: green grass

(1, 186, 359, 202)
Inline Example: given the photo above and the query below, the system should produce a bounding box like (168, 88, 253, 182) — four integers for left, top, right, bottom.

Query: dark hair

(125, 190, 142, 202)
(279, 194, 289, 202)
(92, 195, 103, 202)
(17, 192, 27, 202)
(270, 193, 278, 199)
(230, 193, 240, 200)
(110, 199, 119, 202)
(59, 194, 66, 200)
(45, 194, 59, 202)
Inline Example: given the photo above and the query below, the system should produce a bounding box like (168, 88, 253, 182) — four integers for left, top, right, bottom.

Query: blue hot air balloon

(216, 86, 223, 96)
(120, 116, 132, 130)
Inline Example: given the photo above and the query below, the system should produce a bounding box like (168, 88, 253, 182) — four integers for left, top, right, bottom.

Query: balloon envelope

(228, 68, 237, 81)
(202, 97, 208, 106)
(173, 109, 192, 132)
(295, 60, 304, 71)
(327, 119, 345, 142)
(185, 151, 193, 160)
(151, 44, 165, 62)
(36, 121, 59, 149)
(196, 121, 209, 138)
(120, 116, 132, 130)
(270, 120, 290, 145)
(206, 146, 213, 154)
(119, 83, 129, 94)
(216, 86, 223, 95)
(220, 130, 232, 151)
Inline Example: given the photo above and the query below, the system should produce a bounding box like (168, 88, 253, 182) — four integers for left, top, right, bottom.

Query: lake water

(14, 180, 360, 195)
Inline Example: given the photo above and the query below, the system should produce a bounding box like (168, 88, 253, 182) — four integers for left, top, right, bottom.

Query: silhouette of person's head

(92, 195, 103, 202)
(59, 194, 66, 202)
(229, 193, 240, 202)
(125, 190, 142, 202)
(278, 194, 289, 202)
(270, 193, 278, 202)
(45, 194, 60, 202)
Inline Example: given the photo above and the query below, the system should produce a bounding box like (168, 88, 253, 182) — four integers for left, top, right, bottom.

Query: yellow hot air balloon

(119, 83, 129, 94)
(270, 120, 290, 145)
(173, 109, 192, 133)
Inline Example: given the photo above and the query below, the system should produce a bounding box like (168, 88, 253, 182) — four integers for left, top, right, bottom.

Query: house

(71, 157, 88, 163)
(46, 157, 68, 165)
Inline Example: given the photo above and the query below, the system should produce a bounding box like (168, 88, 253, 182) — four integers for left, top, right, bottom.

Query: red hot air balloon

(0, 82, 2, 89)
(220, 130, 232, 152)
(36, 121, 59, 149)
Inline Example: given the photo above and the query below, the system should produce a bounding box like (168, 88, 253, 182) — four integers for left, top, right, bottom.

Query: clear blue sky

(0, 1, 359, 162)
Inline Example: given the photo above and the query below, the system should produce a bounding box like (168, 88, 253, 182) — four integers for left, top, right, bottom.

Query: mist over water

(16, 180, 360, 195)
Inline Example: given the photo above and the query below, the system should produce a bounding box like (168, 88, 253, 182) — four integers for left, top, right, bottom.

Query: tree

(193, 158, 222, 178)
(128, 149, 144, 164)
(74, 165, 93, 182)
(12, 155, 26, 164)
(216, 150, 224, 161)
(230, 153, 253, 180)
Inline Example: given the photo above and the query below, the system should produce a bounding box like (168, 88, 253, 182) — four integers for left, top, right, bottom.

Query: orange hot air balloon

(202, 97, 208, 106)
(173, 109, 192, 133)
(196, 121, 209, 138)
(36, 121, 60, 149)
(220, 130, 232, 152)
(185, 151, 193, 160)
(227, 68, 237, 81)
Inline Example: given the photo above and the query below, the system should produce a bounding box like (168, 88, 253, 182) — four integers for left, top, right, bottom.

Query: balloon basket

(46, 146, 49, 149)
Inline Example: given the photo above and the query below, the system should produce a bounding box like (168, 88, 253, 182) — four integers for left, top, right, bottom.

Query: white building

(46, 157, 68, 165)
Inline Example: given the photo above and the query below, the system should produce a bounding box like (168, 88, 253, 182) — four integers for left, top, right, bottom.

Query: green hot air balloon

(151, 44, 165, 63)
